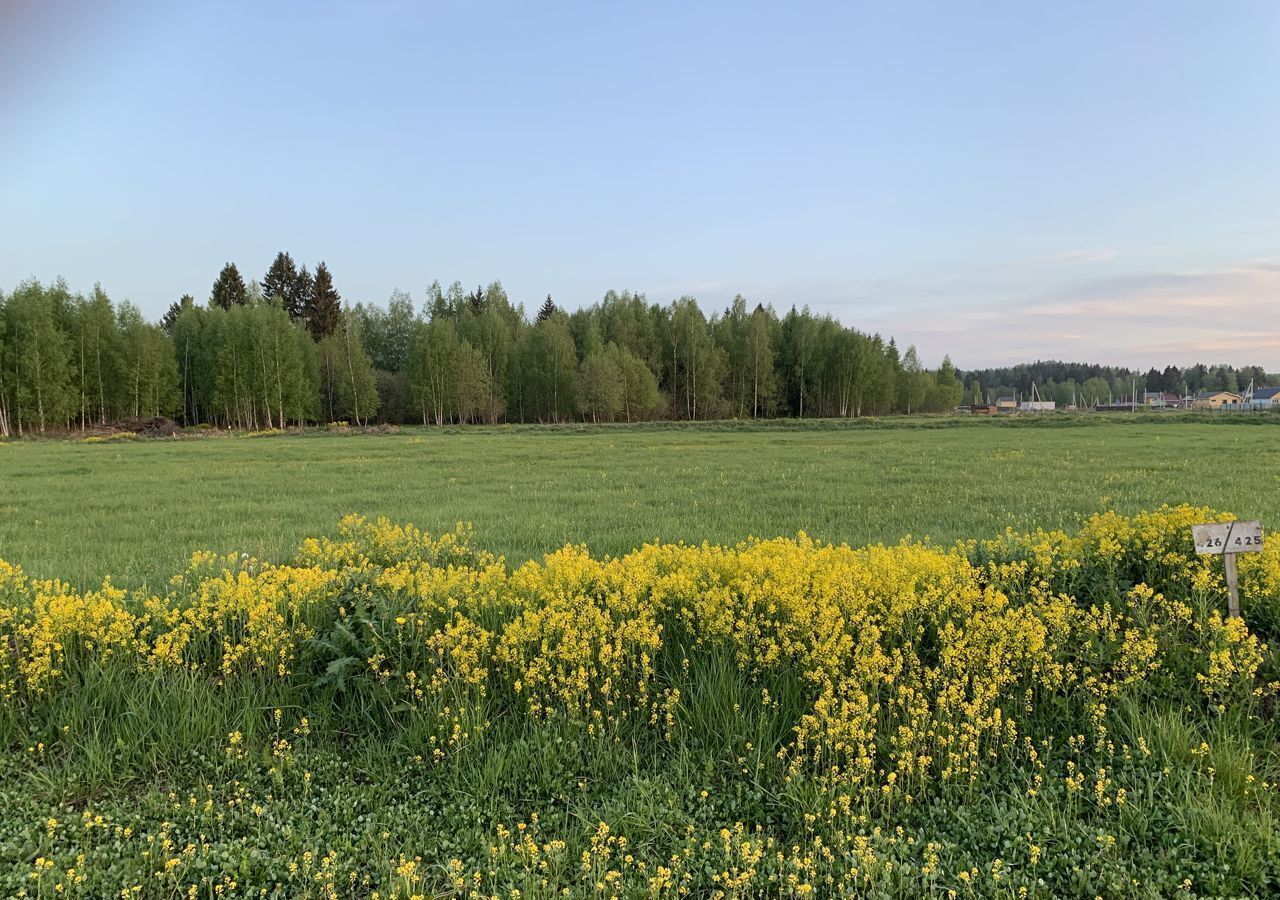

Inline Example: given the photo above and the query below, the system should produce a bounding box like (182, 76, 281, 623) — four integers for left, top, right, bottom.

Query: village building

(1143, 391, 1183, 409)
(1190, 390, 1243, 411)
(1246, 387, 1280, 410)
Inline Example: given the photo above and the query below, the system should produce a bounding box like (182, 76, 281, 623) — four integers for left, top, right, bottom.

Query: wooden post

(1223, 551, 1240, 619)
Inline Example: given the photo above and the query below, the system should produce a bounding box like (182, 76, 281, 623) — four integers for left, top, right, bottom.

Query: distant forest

(964, 361, 1276, 407)
(0, 255, 1273, 435)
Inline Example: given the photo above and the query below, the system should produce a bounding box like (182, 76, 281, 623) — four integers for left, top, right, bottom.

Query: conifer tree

(160, 295, 193, 334)
(210, 263, 247, 310)
(291, 265, 315, 322)
(306, 262, 342, 340)
(536, 295, 557, 323)
(263, 252, 299, 312)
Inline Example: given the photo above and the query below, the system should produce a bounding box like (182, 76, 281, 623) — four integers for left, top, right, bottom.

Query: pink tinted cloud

(870, 262, 1280, 369)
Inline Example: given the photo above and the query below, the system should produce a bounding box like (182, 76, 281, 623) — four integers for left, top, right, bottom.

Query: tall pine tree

(306, 262, 341, 340)
(292, 266, 314, 322)
(160, 294, 194, 334)
(262, 252, 299, 312)
(210, 263, 247, 310)
(536, 295, 557, 323)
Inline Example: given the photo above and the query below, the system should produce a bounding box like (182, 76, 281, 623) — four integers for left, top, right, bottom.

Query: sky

(1, 0, 1277, 369)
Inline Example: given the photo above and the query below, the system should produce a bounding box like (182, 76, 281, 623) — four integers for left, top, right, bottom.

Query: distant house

(995, 396, 1018, 411)
(1247, 387, 1280, 410)
(1019, 400, 1056, 412)
(1191, 390, 1243, 411)
(1143, 391, 1183, 409)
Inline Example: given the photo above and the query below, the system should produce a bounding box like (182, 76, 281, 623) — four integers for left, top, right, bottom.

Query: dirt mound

(115, 417, 181, 437)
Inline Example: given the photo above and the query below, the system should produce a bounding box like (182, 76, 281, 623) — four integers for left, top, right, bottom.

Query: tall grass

(3, 506, 1280, 896)
(3, 418, 1280, 591)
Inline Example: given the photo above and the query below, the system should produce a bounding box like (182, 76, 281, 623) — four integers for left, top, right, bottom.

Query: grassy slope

(2, 417, 1279, 589)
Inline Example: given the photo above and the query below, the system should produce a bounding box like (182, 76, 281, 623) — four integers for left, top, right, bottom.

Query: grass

(4, 418, 1280, 897)
(2, 416, 1279, 590)
(4, 502, 1280, 897)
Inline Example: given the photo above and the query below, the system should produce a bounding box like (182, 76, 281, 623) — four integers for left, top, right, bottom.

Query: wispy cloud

(864, 261, 1280, 369)
(651, 258, 1280, 370)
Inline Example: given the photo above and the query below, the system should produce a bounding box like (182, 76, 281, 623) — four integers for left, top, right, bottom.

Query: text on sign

(1191, 521, 1264, 556)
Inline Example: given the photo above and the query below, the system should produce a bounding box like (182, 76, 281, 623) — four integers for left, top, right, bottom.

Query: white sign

(1191, 521, 1264, 556)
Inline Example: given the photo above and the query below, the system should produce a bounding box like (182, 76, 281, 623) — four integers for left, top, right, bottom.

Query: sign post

(1191, 520, 1265, 619)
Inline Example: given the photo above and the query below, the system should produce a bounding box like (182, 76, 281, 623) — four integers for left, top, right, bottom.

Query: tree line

(8, 257, 1276, 436)
(1, 255, 972, 435)
(355, 282, 963, 426)
(0, 281, 178, 436)
(963, 361, 1276, 408)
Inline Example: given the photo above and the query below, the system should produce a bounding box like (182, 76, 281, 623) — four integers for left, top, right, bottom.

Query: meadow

(3, 418, 1280, 898)
(2, 416, 1279, 590)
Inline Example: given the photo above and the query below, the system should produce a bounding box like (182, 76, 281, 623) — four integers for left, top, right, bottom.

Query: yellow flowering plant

(3, 505, 1279, 898)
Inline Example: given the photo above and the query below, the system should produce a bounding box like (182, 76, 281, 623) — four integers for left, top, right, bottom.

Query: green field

(3, 418, 1279, 589)
(5, 418, 1280, 898)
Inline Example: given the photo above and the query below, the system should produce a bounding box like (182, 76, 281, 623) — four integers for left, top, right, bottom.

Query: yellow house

(1191, 390, 1242, 410)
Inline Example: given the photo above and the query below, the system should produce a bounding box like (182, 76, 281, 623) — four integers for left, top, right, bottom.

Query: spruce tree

(160, 295, 193, 334)
(210, 263, 247, 310)
(306, 262, 342, 340)
(292, 266, 314, 322)
(536, 294, 557, 323)
(263, 252, 299, 311)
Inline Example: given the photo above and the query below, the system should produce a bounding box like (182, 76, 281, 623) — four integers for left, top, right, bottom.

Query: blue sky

(2, 0, 1277, 368)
